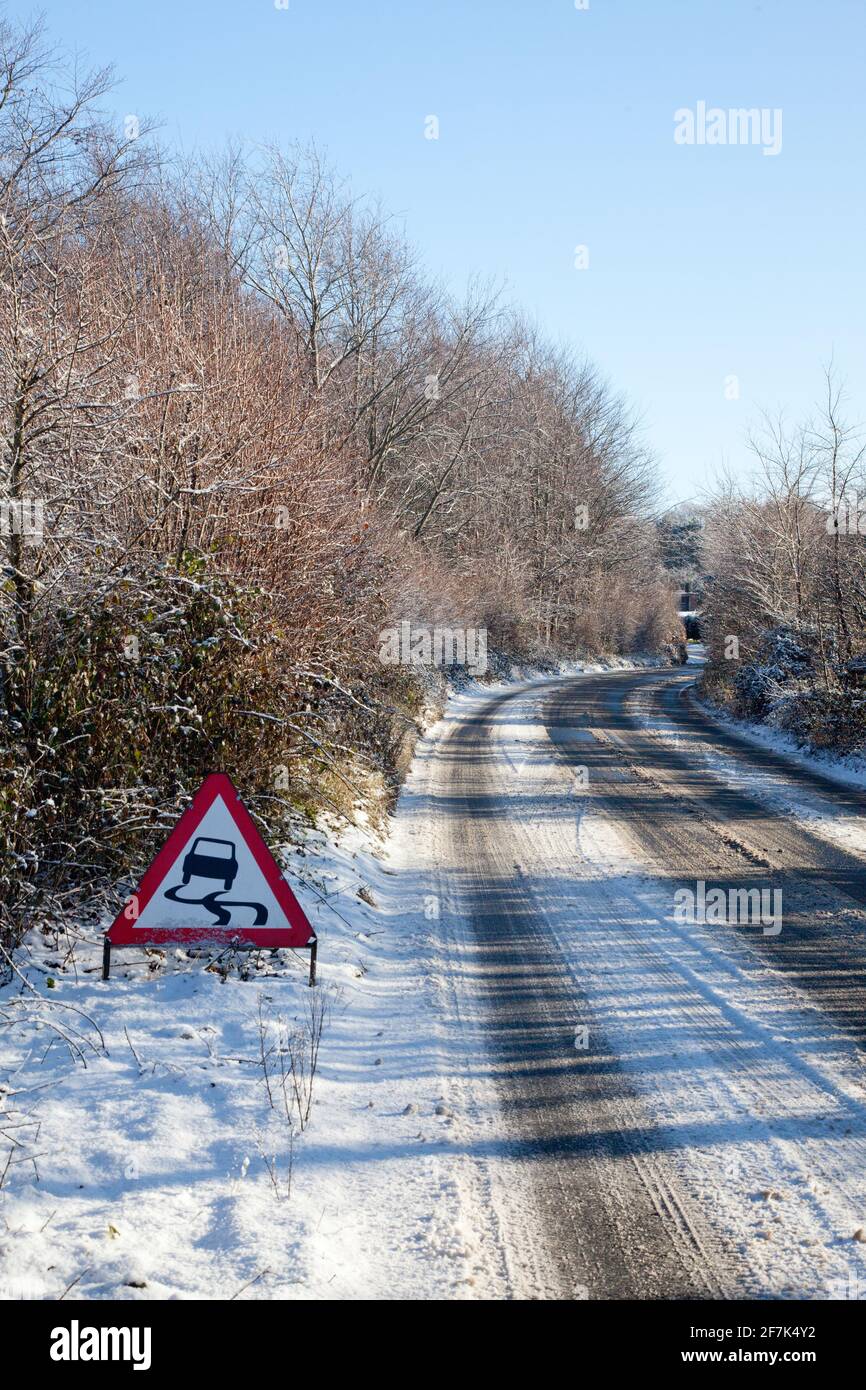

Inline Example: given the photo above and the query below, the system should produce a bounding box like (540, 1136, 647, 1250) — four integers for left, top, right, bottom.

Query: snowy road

(6, 665, 866, 1302)
(402, 668, 866, 1299)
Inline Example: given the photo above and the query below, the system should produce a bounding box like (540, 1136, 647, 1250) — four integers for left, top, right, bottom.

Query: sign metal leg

(102, 939, 111, 981)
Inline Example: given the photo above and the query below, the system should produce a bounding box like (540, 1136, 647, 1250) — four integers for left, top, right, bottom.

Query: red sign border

(106, 772, 317, 949)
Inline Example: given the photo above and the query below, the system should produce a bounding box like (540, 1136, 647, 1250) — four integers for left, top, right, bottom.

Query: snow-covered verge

(695, 691, 866, 794)
(0, 814, 482, 1301)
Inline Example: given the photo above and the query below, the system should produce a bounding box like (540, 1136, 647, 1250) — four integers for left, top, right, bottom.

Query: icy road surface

(399, 667, 866, 1299)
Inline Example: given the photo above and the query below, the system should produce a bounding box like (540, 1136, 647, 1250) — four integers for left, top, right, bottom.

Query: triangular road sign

(107, 773, 316, 949)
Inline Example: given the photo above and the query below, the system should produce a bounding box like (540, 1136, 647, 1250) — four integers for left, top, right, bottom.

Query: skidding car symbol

(181, 837, 239, 891)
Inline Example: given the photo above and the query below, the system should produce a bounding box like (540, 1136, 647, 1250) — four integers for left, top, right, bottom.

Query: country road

(407, 666, 866, 1300)
(7, 0, 865, 1333)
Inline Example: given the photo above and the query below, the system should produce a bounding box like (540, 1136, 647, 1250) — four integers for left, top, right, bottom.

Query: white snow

(0, 814, 485, 1300)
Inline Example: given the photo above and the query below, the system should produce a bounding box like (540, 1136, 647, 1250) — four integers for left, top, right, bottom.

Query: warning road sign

(104, 774, 316, 979)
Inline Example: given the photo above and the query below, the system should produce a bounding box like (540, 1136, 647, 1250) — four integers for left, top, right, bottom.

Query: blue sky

(20, 0, 866, 504)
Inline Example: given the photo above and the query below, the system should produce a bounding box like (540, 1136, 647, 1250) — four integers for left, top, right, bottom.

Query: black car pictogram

(181, 837, 239, 891)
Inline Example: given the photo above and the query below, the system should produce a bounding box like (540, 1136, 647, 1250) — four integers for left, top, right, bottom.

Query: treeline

(0, 14, 676, 944)
(701, 372, 866, 753)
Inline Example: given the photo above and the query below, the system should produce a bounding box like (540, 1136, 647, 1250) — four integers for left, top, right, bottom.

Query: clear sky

(18, 0, 866, 505)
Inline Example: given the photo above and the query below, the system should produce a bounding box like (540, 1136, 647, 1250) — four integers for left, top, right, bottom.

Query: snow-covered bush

(0, 549, 409, 957)
(731, 626, 814, 721)
(701, 622, 866, 755)
(774, 686, 866, 753)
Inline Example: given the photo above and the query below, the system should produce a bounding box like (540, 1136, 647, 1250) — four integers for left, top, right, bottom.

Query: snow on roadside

(695, 694, 866, 792)
(635, 683, 866, 861)
(0, 806, 482, 1301)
